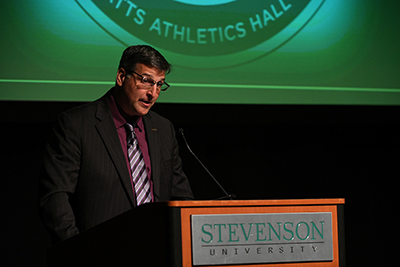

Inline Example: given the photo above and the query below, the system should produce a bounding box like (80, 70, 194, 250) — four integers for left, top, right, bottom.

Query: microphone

(178, 128, 235, 200)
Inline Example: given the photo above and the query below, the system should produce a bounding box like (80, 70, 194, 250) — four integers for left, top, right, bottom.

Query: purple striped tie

(125, 123, 152, 206)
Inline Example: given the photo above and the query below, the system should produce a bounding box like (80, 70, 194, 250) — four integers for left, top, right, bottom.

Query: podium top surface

(153, 198, 345, 208)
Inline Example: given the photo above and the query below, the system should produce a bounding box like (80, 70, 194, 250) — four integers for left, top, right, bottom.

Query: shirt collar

(107, 93, 144, 132)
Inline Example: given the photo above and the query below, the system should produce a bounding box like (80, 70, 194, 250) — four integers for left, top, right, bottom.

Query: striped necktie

(125, 123, 152, 206)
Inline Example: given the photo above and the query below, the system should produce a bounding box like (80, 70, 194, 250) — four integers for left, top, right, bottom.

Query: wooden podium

(47, 199, 345, 266)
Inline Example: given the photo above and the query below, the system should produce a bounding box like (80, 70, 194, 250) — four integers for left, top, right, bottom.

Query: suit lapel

(95, 96, 136, 206)
(143, 113, 161, 201)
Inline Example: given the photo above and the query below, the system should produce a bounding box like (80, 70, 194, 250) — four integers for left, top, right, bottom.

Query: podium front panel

(173, 199, 344, 267)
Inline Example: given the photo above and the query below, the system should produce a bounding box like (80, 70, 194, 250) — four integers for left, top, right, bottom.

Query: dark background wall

(1, 101, 399, 266)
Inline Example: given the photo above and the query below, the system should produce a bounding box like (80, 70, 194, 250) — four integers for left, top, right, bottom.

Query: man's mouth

(140, 99, 152, 106)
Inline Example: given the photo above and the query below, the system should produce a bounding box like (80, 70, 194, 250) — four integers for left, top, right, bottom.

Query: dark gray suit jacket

(38, 91, 193, 243)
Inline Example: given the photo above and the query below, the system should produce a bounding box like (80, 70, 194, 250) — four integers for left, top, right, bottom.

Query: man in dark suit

(39, 45, 194, 244)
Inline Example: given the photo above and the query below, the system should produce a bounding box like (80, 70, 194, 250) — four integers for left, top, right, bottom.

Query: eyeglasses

(129, 70, 170, 91)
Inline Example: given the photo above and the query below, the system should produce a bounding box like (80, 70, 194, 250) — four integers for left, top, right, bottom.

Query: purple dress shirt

(107, 95, 154, 202)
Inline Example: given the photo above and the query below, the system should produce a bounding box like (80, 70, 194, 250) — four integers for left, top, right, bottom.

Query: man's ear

(116, 68, 126, 87)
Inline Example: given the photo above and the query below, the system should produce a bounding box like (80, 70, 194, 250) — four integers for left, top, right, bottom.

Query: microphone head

(178, 128, 184, 134)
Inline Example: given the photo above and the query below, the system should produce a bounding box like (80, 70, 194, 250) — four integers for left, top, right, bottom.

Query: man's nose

(146, 84, 159, 96)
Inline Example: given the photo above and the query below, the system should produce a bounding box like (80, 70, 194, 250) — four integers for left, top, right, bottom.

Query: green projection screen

(1, 0, 399, 105)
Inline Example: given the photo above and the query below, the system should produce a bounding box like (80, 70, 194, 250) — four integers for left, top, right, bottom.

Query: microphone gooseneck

(178, 128, 235, 200)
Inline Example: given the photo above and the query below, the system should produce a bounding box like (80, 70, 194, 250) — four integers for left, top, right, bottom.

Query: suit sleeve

(38, 111, 81, 243)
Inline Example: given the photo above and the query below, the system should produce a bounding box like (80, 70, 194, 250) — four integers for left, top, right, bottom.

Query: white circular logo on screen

(173, 0, 236, 6)
(76, 0, 325, 68)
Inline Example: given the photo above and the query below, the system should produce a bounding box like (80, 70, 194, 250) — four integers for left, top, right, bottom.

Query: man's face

(115, 63, 165, 117)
